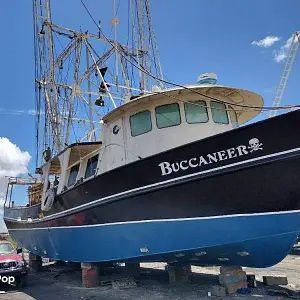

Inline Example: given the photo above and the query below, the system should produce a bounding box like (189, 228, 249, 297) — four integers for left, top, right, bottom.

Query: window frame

(85, 154, 99, 179)
(210, 101, 229, 125)
(155, 103, 181, 129)
(67, 164, 80, 187)
(129, 110, 152, 137)
(228, 105, 239, 128)
(184, 100, 209, 124)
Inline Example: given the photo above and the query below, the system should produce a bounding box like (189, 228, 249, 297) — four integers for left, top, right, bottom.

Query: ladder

(269, 32, 300, 118)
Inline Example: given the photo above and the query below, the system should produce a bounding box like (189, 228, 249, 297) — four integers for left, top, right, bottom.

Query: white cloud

(0, 138, 31, 232)
(0, 138, 31, 178)
(274, 52, 287, 63)
(273, 35, 297, 63)
(0, 108, 43, 116)
(252, 36, 281, 48)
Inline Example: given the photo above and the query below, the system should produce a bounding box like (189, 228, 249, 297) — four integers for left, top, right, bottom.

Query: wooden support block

(211, 285, 227, 297)
(82, 264, 99, 288)
(29, 253, 42, 272)
(220, 266, 242, 274)
(263, 275, 288, 286)
(125, 263, 140, 278)
(167, 264, 190, 285)
(218, 270, 247, 284)
(237, 280, 248, 289)
(225, 282, 239, 294)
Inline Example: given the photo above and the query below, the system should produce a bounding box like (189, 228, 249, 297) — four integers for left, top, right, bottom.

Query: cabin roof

(36, 142, 102, 174)
(102, 84, 264, 124)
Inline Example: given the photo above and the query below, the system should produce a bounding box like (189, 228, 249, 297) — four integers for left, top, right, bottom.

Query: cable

(80, 0, 300, 112)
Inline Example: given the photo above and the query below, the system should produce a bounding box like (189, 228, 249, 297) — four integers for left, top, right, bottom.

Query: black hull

(5, 153, 300, 230)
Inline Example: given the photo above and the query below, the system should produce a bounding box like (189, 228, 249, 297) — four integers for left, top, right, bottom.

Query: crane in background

(269, 31, 300, 118)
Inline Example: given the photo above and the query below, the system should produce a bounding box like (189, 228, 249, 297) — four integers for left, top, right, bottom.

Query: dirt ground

(1, 253, 300, 300)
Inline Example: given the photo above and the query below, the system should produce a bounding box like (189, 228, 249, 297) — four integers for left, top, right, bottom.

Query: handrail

(66, 143, 142, 171)
(66, 147, 101, 170)
(4, 203, 41, 210)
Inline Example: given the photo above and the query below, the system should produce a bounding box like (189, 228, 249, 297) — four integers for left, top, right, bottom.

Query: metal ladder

(269, 32, 300, 118)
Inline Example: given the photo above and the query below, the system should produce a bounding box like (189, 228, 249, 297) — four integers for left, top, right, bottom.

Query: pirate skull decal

(248, 138, 263, 152)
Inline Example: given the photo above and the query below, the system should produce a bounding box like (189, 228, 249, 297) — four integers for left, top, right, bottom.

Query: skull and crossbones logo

(248, 138, 263, 152)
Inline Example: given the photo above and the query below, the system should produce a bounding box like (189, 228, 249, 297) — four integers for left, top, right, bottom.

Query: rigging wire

(80, 3, 236, 113)
(100, 0, 121, 56)
(80, 0, 300, 112)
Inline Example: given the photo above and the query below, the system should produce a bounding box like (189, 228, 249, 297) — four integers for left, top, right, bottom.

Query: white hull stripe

(6, 209, 300, 230)
(4, 146, 300, 223)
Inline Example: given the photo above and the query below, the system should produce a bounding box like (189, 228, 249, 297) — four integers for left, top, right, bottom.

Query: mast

(33, 0, 62, 160)
(33, 0, 165, 168)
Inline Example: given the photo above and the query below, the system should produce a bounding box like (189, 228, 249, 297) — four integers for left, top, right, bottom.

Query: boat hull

(4, 110, 300, 266)
(8, 211, 300, 267)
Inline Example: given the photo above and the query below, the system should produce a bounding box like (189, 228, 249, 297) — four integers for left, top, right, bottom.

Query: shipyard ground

(1, 253, 300, 300)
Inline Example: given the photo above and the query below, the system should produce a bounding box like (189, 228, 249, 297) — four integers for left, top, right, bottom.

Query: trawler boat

(4, 0, 300, 268)
(5, 79, 300, 267)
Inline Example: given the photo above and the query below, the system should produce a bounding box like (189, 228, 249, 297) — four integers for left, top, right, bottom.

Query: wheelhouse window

(130, 110, 152, 136)
(211, 101, 229, 124)
(184, 100, 208, 123)
(67, 164, 79, 187)
(228, 105, 238, 128)
(155, 103, 181, 129)
(85, 154, 99, 179)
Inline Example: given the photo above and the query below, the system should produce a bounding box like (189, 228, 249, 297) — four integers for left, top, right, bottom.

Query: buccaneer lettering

(207, 153, 218, 163)
(179, 160, 189, 170)
(226, 148, 237, 158)
(189, 158, 198, 168)
(158, 138, 263, 176)
(217, 150, 227, 161)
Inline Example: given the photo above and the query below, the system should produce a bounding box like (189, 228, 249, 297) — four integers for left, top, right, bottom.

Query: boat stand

(81, 262, 141, 288)
(165, 264, 192, 285)
(29, 253, 43, 272)
(124, 263, 141, 278)
(81, 263, 99, 288)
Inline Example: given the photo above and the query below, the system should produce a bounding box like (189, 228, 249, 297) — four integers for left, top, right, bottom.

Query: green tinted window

(130, 110, 152, 136)
(155, 103, 181, 129)
(211, 101, 229, 124)
(184, 100, 208, 123)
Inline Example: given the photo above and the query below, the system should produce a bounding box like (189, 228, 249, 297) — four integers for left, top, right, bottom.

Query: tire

(41, 188, 55, 211)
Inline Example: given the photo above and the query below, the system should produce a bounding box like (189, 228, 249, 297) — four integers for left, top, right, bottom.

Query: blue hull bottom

(9, 211, 300, 267)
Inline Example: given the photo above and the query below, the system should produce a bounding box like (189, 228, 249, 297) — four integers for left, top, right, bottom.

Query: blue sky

(0, 0, 299, 197)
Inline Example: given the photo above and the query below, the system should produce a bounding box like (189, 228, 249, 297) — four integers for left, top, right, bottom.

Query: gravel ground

(1, 254, 300, 300)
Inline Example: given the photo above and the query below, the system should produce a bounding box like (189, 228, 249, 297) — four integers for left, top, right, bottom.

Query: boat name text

(158, 138, 263, 176)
